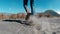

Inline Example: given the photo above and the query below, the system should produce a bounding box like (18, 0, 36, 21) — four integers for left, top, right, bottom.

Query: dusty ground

(0, 17, 60, 34)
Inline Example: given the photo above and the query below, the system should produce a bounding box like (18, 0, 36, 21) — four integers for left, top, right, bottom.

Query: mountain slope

(44, 10, 60, 16)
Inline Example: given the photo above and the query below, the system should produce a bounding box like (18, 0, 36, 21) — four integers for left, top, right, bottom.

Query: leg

(30, 0, 34, 15)
(25, 0, 34, 20)
(23, 0, 30, 20)
(25, 13, 31, 20)
(23, 0, 28, 12)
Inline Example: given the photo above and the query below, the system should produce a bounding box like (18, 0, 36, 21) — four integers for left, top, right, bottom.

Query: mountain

(44, 10, 60, 17)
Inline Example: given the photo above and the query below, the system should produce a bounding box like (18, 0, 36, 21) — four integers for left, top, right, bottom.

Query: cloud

(56, 11, 60, 14)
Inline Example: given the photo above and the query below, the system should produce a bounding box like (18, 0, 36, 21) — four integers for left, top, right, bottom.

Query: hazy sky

(0, 0, 60, 14)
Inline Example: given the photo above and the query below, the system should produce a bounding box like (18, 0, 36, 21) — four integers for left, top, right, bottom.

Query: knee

(23, 5, 27, 8)
(30, 3, 34, 7)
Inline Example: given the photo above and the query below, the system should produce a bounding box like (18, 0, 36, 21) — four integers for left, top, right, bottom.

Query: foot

(25, 13, 32, 20)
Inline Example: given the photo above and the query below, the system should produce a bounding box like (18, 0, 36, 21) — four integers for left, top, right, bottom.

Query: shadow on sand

(2, 19, 31, 25)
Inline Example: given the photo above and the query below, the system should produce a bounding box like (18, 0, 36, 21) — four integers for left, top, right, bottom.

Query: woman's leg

(30, 0, 34, 15)
(25, 0, 34, 20)
(23, 0, 30, 20)
(23, 0, 28, 12)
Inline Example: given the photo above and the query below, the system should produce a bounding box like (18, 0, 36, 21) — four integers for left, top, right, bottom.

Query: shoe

(25, 13, 32, 20)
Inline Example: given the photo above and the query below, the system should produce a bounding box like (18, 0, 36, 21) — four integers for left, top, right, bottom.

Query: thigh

(23, 0, 28, 5)
(30, 0, 34, 5)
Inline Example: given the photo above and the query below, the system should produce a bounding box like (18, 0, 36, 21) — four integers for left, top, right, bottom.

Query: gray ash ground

(0, 17, 60, 34)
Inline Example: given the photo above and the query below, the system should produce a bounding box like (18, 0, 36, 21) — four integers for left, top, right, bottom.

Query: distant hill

(44, 10, 60, 17)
